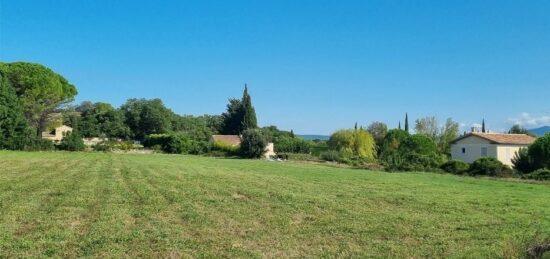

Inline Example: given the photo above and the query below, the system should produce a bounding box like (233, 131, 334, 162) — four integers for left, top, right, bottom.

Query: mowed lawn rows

(0, 151, 548, 258)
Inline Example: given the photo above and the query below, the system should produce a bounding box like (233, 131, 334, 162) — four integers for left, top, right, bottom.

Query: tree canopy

(0, 62, 77, 135)
(221, 86, 258, 134)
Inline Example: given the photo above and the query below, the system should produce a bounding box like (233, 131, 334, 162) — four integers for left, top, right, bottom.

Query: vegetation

(523, 168, 550, 181)
(469, 157, 513, 177)
(440, 160, 470, 175)
(0, 151, 548, 257)
(512, 134, 550, 176)
(328, 129, 376, 161)
(58, 131, 86, 151)
(239, 129, 267, 158)
(0, 69, 31, 150)
(221, 86, 257, 135)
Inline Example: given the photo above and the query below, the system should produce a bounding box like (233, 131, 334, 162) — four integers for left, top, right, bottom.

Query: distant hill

(298, 134, 330, 141)
(529, 126, 550, 137)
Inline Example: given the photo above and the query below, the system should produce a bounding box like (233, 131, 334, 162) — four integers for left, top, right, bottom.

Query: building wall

(496, 145, 527, 166)
(451, 136, 528, 166)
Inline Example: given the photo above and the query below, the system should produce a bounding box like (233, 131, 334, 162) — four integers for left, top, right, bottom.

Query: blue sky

(1, 0, 549, 134)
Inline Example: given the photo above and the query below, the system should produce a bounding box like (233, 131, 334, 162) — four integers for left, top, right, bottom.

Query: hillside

(529, 126, 550, 137)
(0, 151, 548, 258)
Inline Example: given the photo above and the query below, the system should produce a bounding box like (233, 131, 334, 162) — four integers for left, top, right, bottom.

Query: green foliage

(415, 116, 459, 155)
(241, 85, 257, 131)
(508, 124, 529, 134)
(527, 133, 550, 170)
(320, 150, 341, 162)
(0, 70, 31, 150)
(211, 140, 240, 156)
(172, 114, 222, 141)
(0, 62, 77, 135)
(121, 98, 173, 140)
(23, 137, 55, 151)
(380, 129, 409, 158)
(367, 121, 388, 151)
(328, 129, 376, 160)
(221, 86, 258, 134)
(441, 160, 470, 175)
(522, 168, 550, 181)
(404, 113, 409, 133)
(143, 134, 207, 155)
(512, 148, 534, 174)
(469, 157, 513, 177)
(382, 134, 444, 172)
(275, 135, 312, 154)
(58, 131, 86, 151)
(72, 102, 130, 139)
(240, 129, 267, 158)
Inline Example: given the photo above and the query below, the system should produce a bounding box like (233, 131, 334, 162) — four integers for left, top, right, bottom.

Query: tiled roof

(211, 135, 241, 146)
(452, 133, 536, 145)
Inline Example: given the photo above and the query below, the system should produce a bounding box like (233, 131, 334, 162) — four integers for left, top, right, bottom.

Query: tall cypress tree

(0, 71, 31, 150)
(398, 121, 401, 130)
(241, 84, 257, 131)
(482, 119, 486, 133)
(404, 113, 409, 133)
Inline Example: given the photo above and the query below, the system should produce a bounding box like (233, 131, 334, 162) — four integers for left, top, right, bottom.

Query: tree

(120, 98, 173, 140)
(527, 133, 550, 170)
(221, 85, 258, 134)
(508, 124, 529, 134)
(76, 102, 130, 139)
(512, 148, 534, 174)
(0, 62, 77, 136)
(367, 121, 388, 149)
(404, 113, 409, 133)
(0, 70, 31, 150)
(58, 131, 86, 151)
(438, 118, 460, 155)
(380, 129, 409, 158)
(482, 119, 486, 133)
(328, 129, 376, 160)
(415, 116, 439, 140)
(241, 85, 257, 131)
(240, 129, 267, 158)
(221, 98, 243, 134)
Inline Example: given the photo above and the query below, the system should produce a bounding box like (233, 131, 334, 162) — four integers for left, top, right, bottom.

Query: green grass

(0, 151, 549, 258)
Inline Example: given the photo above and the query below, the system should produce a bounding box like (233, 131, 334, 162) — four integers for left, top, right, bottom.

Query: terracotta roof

(211, 135, 241, 146)
(452, 133, 536, 145)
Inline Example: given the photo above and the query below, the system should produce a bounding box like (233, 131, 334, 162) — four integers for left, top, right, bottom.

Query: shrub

(144, 134, 205, 154)
(382, 134, 443, 172)
(240, 129, 267, 158)
(58, 131, 86, 151)
(275, 136, 312, 154)
(523, 168, 550, 181)
(23, 137, 55, 151)
(320, 150, 341, 162)
(469, 157, 513, 177)
(527, 133, 550, 170)
(92, 141, 111, 152)
(211, 140, 240, 155)
(441, 160, 470, 175)
(512, 148, 534, 174)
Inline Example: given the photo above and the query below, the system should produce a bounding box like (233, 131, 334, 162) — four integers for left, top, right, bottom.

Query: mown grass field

(0, 151, 549, 258)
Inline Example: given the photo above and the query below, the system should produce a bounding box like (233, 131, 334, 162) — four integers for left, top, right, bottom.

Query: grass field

(0, 151, 549, 258)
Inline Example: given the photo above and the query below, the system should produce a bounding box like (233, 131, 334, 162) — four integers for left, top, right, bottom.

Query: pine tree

(404, 113, 409, 133)
(0, 71, 30, 150)
(241, 84, 257, 132)
(482, 119, 486, 133)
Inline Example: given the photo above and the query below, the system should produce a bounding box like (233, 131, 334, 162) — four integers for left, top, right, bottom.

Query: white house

(450, 133, 536, 166)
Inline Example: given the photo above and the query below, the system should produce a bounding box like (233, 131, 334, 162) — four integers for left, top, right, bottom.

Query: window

(462, 147, 466, 154)
(481, 147, 488, 157)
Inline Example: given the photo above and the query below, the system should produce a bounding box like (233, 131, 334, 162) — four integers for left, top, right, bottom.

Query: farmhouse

(210, 134, 276, 158)
(450, 133, 536, 166)
(41, 125, 73, 142)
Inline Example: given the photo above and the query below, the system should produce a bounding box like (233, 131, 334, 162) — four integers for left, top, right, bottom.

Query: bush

(275, 136, 312, 154)
(92, 141, 111, 152)
(512, 148, 535, 175)
(58, 131, 86, 151)
(211, 140, 240, 155)
(144, 134, 207, 154)
(441, 160, 470, 175)
(328, 129, 376, 160)
(469, 157, 513, 177)
(320, 150, 341, 162)
(527, 133, 550, 170)
(382, 134, 443, 172)
(523, 168, 550, 181)
(23, 137, 55, 151)
(240, 129, 267, 158)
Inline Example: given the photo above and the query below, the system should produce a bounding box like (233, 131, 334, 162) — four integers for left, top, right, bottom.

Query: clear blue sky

(1, 1, 549, 134)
